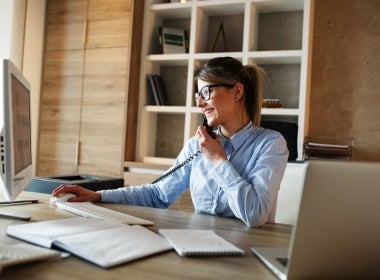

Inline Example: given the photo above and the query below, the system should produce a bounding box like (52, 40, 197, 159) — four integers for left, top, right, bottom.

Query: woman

(52, 57, 288, 227)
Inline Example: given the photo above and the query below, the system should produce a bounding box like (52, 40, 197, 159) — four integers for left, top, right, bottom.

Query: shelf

(148, 50, 302, 64)
(248, 50, 302, 64)
(142, 156, 176, 166)
(197, 1, 246, 16)
(192, 52, 242, 60)
(145, 105, 204, 114)
(124, 161, 171, 172)
(145, 105, 186, 113)
(147, 54, 190, 64)
(190, 107, 300, 116)
(262, 108, 300, 116)
(136, 0, 312, 162)
(252, 0, 304, 12)
(151, 2, 192, 17)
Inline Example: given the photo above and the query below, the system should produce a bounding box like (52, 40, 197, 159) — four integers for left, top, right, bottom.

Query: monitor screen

(12, 73, 32, 174)
(0, 59, 33, 201)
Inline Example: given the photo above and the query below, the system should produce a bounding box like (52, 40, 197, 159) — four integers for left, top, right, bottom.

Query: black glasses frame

(194, 84, 235, 102)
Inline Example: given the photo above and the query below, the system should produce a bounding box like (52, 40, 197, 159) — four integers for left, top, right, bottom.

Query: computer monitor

(0, 59, 33, 202)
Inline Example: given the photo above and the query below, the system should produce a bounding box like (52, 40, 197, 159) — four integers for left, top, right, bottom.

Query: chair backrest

(261, 120, 298, 161)
(275, 162, 308, 225)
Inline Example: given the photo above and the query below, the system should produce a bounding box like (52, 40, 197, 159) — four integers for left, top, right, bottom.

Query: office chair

(260, 120, 298, 161)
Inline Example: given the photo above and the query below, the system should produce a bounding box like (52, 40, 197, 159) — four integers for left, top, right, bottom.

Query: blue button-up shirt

(99, 122, 289, 227)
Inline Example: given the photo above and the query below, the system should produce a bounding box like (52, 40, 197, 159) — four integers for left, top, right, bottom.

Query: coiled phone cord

(151, 151, 201, 184)
(151, 117, 215, 184)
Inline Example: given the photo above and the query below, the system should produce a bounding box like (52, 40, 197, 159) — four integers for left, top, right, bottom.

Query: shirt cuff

(212, 160, 239, 190)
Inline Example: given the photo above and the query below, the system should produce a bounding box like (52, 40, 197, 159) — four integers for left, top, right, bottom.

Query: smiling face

(196, 79, 248, 137)
(194, 57, 263, 136)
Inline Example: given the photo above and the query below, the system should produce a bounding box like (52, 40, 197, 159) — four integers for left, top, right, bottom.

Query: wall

(309, 0, 380, 161)
(0, 0, 46, 175)
(0, 0, 26, 103)
(23, 0, 46, 175)
(0, 0, 26, 67)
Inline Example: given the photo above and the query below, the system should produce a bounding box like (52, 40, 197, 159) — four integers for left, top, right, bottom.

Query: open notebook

(7, 217, 172, 268)
(251, 160, 380, 280)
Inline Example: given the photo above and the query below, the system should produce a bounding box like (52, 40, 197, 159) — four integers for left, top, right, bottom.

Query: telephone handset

(203, 117, 217, 139)
(151, 117, 216, 184)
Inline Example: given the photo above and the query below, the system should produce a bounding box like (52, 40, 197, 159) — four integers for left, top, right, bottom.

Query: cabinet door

(37, 0, 87, 175)
(78, 47, 128, 176)
(38, 0, 132, 177)
(38, 50, 85, 175)
(77, 0, 132, 177)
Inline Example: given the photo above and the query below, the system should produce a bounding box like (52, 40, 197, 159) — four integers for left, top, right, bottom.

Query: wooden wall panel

(46, 0, 87, 24)
(44, 0, 86, 50)
(86, 0, 132, 48)
(79, 47, 128, 176)
(38, 0, 133, 177)
(38, 50, 84, 175)
(309, 0, 380, 161)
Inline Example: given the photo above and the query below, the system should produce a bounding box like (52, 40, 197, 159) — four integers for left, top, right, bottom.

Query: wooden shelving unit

(135, 0, 312, 164)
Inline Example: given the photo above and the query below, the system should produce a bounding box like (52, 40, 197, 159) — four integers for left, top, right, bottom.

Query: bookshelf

(135, 0, 313, 165)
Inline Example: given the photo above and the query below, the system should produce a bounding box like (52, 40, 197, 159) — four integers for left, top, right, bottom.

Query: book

(304, 142, 352, 160)
(306, 142, 350, 149)
(158, 229, 245, 257)
(146, 74, 161, 105)
(7, 217, 172, 268)
(152, 74, 169, 105)
(146, 74, 169, 106)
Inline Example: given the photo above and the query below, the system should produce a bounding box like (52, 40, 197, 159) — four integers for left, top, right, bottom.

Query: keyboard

(55, 202, 154, 225)
(0, 243, 61, 273)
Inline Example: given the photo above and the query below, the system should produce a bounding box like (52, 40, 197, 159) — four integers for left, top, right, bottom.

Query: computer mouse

(50, 193, 77, 206)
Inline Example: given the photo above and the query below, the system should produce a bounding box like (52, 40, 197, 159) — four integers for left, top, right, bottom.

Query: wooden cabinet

(135, 0, 313, 165)
(37, 0, 133, 177)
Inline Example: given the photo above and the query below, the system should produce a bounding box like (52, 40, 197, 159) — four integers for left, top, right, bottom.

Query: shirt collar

(218, 121, 254, 150)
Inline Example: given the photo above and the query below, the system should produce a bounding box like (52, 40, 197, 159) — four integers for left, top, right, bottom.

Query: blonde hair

(194, 57, 264, 126)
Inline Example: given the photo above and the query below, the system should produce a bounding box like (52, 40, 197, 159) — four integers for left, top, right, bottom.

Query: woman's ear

(234, 83, 244, 101)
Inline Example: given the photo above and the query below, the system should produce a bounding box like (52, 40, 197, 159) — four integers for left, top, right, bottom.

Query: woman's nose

(196, 98, 205, 108)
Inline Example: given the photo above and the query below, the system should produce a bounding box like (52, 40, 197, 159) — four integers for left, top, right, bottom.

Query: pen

(0, 199, 39, 205)
(0, 212, 31, 221)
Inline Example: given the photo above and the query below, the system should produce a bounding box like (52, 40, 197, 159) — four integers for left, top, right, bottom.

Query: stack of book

(262, 99, 282, 108)
(146, 74, 169, 106)
(303, 138, 353, 160)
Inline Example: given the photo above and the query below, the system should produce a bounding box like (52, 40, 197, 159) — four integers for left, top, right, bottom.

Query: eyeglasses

(194, 84, 236, 102)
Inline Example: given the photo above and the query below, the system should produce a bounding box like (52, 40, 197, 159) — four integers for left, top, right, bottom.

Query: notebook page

(53, 225, 172, 268)
(7, 217, 124, 248)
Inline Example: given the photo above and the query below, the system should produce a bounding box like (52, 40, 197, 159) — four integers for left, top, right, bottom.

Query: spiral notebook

(159, 229, 244, 257)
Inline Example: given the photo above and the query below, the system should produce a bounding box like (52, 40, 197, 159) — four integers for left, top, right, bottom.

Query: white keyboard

(0, 243, 61, 273)
(55, 202, 154, 225)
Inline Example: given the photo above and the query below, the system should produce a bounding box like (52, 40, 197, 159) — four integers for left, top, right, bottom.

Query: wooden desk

(0, 191, 291, 280)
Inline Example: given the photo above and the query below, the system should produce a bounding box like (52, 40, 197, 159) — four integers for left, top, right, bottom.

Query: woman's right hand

(51, 184, 101, 202)
(196, 125, 227, 165)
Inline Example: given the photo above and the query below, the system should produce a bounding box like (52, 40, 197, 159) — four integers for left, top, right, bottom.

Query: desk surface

(0, 191, 291, 280)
